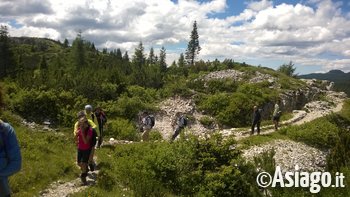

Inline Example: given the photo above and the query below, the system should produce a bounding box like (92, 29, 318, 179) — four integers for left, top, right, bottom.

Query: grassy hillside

(0, 36, 307, 132)
(2, 36, 349, 196)
(1, 111, 79, 197)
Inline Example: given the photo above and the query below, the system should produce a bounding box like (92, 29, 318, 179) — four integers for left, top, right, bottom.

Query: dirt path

(39, 158, 99, 197)
(220, 97, 345, 140)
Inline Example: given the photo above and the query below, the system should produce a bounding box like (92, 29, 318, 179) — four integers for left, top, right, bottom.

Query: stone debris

(21, 119, 55, 132)
(202, 69, 278, 85)
(242, 140, 328, 173)
(248, 71, 277, 84)
(203, 69, 243, 81)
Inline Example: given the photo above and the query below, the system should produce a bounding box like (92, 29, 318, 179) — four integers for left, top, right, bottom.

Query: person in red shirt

(75, 117, 93, 185)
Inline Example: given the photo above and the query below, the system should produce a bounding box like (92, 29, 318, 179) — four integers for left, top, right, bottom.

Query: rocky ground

(242, 140, 328, 172)
(40, 168, 99, 197)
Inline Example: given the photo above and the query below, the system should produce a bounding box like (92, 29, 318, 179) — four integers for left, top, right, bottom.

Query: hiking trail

(39, 156, 99, 197)
(37, 90, 346, 196)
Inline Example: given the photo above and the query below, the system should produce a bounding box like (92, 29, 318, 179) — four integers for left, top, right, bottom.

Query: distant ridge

(299, 70, 350, 96)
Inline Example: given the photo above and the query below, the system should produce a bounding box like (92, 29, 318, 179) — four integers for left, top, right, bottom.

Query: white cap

(85, 104, 92, 110)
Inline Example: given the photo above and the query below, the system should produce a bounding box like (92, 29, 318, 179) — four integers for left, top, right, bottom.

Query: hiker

(74, 111, 97, 172)
(84, 105, 96, 123)
(75, 117, 93, 185)
(94, 107, 107, 148)
(141, 111, 154, 142)
(273, 102, 281, 130)
(171, 112, 187, 141)
(251, 106, 262, 135)
(0, 120, 21, 197)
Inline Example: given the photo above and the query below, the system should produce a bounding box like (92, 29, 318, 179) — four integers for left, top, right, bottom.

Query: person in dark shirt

(94, 107, 107, 148)
(251, 106, 262, 135)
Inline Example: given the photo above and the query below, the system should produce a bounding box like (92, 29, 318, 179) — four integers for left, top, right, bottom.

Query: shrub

(149, 129, 163, 141)
(280, 117, 339, 149)
(84, 133, 261, 196)
(106, 118, 139, 141)
(199, 115, 215, 128)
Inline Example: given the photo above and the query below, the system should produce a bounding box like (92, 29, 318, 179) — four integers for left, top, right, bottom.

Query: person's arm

(0, 123, 21, 177)
(74, 122, 79, 136)
(88, 119, 97, 129)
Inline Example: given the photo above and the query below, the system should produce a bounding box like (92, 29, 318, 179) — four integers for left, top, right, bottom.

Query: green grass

(1, 111, 79, 197)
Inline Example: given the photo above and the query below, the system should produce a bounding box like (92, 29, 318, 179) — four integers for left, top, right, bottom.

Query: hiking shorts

(77, 149, 91, 164)
(273, 115, 280, 121)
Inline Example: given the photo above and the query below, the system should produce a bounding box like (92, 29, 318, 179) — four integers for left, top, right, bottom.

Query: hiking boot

(80, 173, 88, 185)
(89, 163, 95, 172)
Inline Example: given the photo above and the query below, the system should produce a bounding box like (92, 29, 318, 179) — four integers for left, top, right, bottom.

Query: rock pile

(249, 71, 277, 84)
(202, 69, 277, 85)
(21, 119, 56, 132)
(203, 69, 243, 81)
(242, 140, 328, 172)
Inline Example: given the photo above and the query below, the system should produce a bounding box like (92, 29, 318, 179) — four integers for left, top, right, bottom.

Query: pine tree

(178, 53, 185, 67)
(63, 38, 69, 48)
(159, 46, 167, 73)
(147, 47, 155, 65)
(116, 48, 122, 60)
(185, 21, 201, 66)
(71, 31, 86, 69)
(132, 42, 145, 67)
(0, 25, 15, 78)
(122, 51, 129, 62)
(171, 60, 176, 67)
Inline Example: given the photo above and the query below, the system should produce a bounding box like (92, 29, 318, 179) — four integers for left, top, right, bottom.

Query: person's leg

(251, 122, 256, 135)
(273, 117, 278, 130)
(142, 128, 150, 141)
(172, 127, 181, 141)
(98, 124, 103, 147)
(257, 121, 261, 135)
(80, 150, 90, 185)
(80, 162, 88, 185)
(88, 148, 95, 171)
(77, 149, 83, 168)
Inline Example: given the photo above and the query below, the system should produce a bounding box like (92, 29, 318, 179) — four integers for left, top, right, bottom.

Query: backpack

(91, 128, 97, 147)
(179, 116, 187, 127)
(148, 115, 155, 127)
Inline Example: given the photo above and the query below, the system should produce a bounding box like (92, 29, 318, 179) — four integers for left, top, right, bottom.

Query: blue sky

(1, 0, 350, 74)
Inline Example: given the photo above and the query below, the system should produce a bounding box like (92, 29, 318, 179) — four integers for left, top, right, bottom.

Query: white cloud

(1, 0, 350, 73)
(247, 0, 273, 11)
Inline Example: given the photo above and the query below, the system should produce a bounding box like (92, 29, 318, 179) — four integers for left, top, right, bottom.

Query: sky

(1, 0, 350, 74)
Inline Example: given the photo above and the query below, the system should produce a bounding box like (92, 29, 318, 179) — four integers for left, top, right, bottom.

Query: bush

(149, 129, 163, 141)
(83, 133, 261, 196)
(280, 116, 339, 149)
(106, 118, 139, 141)
(199, 115, 215, 128)
(126, 85, 158, 103)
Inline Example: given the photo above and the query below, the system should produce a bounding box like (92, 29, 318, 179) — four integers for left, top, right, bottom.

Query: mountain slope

(299, 70, 350, 95)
